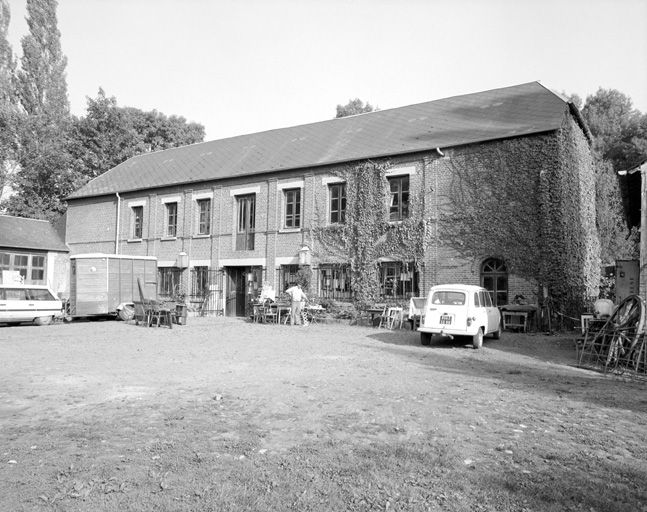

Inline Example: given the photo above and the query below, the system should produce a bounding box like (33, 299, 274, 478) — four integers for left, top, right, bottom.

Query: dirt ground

(0, 317, 646, 511)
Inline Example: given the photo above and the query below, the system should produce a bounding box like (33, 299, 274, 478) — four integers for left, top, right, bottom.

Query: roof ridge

(144, 81, 550, 150)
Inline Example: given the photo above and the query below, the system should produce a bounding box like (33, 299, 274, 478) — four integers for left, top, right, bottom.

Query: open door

(225, 267, 248, 317)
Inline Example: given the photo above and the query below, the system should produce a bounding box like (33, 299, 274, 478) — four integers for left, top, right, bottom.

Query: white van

(418, 284, 501, 349)
(0, 284, 63, 326)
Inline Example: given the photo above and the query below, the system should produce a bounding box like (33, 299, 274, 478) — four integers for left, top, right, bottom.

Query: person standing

(285, 283, 308, 325)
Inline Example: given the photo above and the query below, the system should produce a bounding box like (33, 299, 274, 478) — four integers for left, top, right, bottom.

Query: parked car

(0, 284, 63, 326)
(418, 284, 501, 349)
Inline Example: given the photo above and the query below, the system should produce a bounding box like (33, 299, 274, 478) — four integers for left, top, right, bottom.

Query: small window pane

(132, 206, 143, 239)
(284, 189, 301, 229)
(167, 202, 178, 237)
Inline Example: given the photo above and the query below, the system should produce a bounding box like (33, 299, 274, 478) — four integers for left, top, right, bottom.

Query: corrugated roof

(68, 82, 570, 200)
(0, 215, 69, 252)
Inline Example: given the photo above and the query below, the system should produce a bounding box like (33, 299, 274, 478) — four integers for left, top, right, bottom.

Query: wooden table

(272, 303, 291, 324)
(365, 307, 385, 326)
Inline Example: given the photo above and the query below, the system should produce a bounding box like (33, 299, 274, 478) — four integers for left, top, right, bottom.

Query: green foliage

(335, 98, 376, 118)
(0, 0, 20, 197)
(442, 123, 600, 317)
(0, 2, 205, 221)
(295, 266, 312, 293)
(579, 88, 645, 263)
(312, 160, 425, 308)
(441, 139, 545, 279)
(6, 115, 83, 220)
(594, 156, 639, 263)
(17, 0, 69, 118)
(70, 89, 205, 182)
(582, 88, 647, 171)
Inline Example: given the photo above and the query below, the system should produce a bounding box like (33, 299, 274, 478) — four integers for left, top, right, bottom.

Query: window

(132, 206, 144, 239)
(283, 188, 301, 229)
(379, 261, 418, 299)
(158, 267, 181, 298)
(318, 264, 351, 300)
(0, 252, 10, 271)
(279, 265, 299, 292)
(388, 175, 409, 221)
(480, 258, 508, 306)
(166, 202, 178, 237)
(431, 291, 466, 306)
(197, 198, 211, 235)
(329, 183, 346, 224)
(0, 251, 47, 285)
(236, 194, 255, 251)
(31, 255, 45, 282)
(28, 288, 56, 301)
(191, 266, 209, 298)
(13, 254, 29, 281)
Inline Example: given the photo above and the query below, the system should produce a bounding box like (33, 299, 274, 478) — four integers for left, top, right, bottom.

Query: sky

(5, 0, 647, 141)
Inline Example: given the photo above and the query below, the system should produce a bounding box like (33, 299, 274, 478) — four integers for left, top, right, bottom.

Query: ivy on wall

(441, 119, 600, 316)
(311, 116, 599, 318)
(311, 160, 428, 308)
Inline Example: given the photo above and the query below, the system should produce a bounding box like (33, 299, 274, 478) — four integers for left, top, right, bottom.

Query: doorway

(225, 266, 262, 317)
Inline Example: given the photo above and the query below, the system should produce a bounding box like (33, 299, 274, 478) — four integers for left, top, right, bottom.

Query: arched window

(481, 258, 508, 306)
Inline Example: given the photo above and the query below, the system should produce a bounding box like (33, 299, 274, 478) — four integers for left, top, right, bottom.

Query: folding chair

(386, 307, 404, 329)
(261, 300, 278, 324)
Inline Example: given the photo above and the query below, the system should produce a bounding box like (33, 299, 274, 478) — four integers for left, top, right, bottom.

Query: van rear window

(431, 291, 466, 305)
(0, 288, 56, 301)
(28, 289, 56, 301)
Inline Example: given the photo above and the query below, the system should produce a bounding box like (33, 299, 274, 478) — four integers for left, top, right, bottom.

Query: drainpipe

(115, 192, 121, 254)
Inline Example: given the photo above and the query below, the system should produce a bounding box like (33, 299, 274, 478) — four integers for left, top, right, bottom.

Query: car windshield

(431, 291, 466, 306)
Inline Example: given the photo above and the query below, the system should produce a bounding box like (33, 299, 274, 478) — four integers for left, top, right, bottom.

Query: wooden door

(226, 267, 246, 317)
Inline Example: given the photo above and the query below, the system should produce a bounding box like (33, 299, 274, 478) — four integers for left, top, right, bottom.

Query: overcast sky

(5, 0, 647, 141)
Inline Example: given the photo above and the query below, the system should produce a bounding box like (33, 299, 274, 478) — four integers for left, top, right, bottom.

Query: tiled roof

(0, 215, 69, 252)
(68, 82, 570, 200)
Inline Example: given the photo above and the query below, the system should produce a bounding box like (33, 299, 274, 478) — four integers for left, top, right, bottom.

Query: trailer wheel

(118, 304, 135, 321)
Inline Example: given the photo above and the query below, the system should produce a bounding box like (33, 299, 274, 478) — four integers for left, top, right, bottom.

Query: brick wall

(66, 110, 596, 309)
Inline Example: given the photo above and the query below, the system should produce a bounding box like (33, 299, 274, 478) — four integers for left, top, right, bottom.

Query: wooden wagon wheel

(603, 295, 645, 370)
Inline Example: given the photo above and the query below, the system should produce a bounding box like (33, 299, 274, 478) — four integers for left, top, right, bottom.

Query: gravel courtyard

(1, 317, 645, 511)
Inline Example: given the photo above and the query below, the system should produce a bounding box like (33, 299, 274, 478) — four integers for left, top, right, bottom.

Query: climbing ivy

(440, 120, 599, 317)
(311, 160, 428, 308)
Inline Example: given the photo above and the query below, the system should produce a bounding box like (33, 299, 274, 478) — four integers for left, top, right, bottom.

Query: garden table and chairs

(303, 303, 325, 324)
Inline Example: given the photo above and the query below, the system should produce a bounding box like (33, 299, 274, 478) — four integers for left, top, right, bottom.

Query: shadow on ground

(367, 329, 647, 414)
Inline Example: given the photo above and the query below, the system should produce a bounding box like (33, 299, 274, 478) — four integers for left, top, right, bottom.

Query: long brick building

(65, 82, 600, 317)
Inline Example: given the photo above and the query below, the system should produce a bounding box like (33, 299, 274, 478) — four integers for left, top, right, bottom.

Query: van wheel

(34, 316, 53, 326)
(421, 332, 432, 346)
(472, 328, 484, 349)
(491, 323, 502, 340)
(118, 304, 135, 321)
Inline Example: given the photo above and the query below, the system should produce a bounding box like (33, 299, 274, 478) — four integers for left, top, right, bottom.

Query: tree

(2, 0, 74, 220)
(582, 88, 647, 172)
(0, 0, 20, 201)
(335, 98, 376, 118)
(124, 107, 205, 152)
(71, 89, 206, 182)
(17, 0, 69, 118)
(579, 88, 646, 265)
